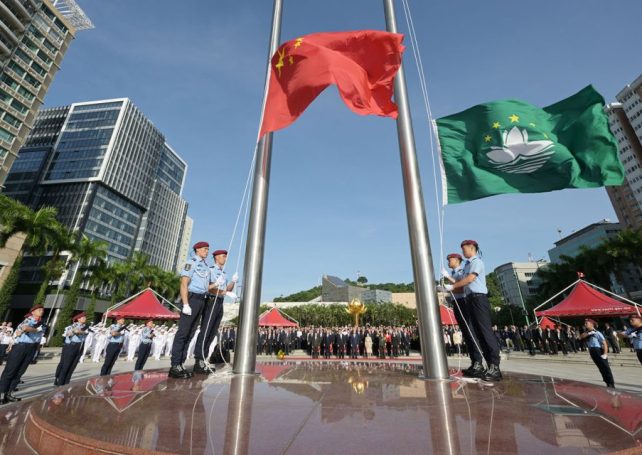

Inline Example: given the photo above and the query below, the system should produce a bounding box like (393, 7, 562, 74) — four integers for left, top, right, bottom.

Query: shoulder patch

(184, 263, 192, 271)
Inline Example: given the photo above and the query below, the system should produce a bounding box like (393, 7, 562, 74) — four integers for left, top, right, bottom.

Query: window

(0, 127, 15, 143)
(8, 61, 25, 77)
(11, 99, 28, 114)
(3, 113, 20, 128)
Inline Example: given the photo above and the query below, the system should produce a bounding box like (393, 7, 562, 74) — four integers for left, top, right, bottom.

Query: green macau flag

(435, 85, 624, 204)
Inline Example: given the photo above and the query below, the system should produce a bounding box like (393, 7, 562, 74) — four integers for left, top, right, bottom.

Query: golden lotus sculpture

(346, 298, 367, 327)
(347, 373, 369, 395)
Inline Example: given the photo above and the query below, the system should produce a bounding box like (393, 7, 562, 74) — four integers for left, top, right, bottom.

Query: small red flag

(259, 30, 405, 137)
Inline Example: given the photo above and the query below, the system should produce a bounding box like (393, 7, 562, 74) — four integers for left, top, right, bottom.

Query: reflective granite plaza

(0, 362, 640, 454)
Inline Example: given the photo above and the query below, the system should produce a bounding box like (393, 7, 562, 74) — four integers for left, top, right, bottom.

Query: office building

(494, 261, 546, 308)
(175, 215, 193, 273)
(4, 99, 189, 280)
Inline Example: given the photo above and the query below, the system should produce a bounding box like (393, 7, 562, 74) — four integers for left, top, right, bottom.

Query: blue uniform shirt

(108, 323, 124, 343)
(15, 316, 43, 344)
(451, 266, 466, 298)
(210, 264, 228, 292)
(585, 330, 606, 349)
(181, 257, 212, 294)
(140, 327, 154, 344)
(65, 322, 88, 344)
(463, 256, 488, 295)
(625, 327, 642, 350)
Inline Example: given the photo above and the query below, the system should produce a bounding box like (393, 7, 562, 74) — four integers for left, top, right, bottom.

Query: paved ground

(2, 349, 640, 403)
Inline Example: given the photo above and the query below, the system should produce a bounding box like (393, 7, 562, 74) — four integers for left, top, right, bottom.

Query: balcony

(0, 1, 25, 33)
(5, 0, 31, 21)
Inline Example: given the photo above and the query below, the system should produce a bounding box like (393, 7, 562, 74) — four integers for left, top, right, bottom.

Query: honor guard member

(622, 314, 642, 365)
(100, 317, 126, 376)
(0, 305, 46, 404)
(580, 319, 615, 388)
(169, 241, 217, 379)
(440, 240, 501, 381)
(442, 253, 484, 377)
(135, 320, 155, 371)
(193, 249, 238, 374)
(55, 313, 90, 386)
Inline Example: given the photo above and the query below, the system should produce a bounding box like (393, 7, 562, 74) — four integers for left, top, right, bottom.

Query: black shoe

(168, 366, 190, 379)
(483, 364, 503, 382)
(192, 360, 211, 375)
(4, 393, 21, 403)
(463, 362, 485, 378)
(54, 378, 59, 386)
(607, 383, 615, 389)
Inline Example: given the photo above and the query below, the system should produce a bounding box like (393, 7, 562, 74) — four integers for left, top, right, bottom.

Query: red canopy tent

(258, 307, 298, 327)
(440, 305, 457, 325)
(539, 316, 557, 329)
(105, 289, 179, 320)
(535, 281, 640, 318)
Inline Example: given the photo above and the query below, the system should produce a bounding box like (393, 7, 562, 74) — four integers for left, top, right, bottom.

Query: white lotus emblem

(487, 127, 555, 174)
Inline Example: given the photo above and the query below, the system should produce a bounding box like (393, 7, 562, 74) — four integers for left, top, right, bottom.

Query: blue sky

(43, 1, 642, 300)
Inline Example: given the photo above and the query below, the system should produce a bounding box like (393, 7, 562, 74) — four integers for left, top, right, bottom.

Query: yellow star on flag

(492, 122, 501, 129)
(509, 114, 519, 123)
(294, 37, 304, 48)
(529, 122, 536, 127)
(484, 135, 492, 142)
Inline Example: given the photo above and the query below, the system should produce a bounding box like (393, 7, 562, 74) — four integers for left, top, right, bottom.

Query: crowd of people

(257, 326, 418, 359)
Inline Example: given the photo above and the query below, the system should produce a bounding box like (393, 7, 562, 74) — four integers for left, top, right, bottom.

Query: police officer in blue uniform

(622, 314, 642, 365)
(100, 316, 127, 376)
(441, 240, 501, 381)
(0, 305, 46, 404)
(193, 249, 237, 375)
(55, 312, 90, 385)
(580, 318, 615, 387)
(169, 241, 217, 379)
(135, 320, 155, 371)
(442, 253, 484, 377)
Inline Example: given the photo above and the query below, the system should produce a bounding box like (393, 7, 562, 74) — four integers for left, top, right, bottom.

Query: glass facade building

(4, 98, 190, 279)
(0, 0, 92, 187)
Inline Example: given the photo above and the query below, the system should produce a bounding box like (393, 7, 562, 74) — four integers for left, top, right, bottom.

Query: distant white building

(494, 262, 546, 308)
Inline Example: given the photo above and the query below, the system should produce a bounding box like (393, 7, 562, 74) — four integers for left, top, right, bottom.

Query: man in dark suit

(350, 330, 361, 359)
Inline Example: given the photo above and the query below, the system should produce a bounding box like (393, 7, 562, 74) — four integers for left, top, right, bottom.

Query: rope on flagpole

(400, 0, 446, 270)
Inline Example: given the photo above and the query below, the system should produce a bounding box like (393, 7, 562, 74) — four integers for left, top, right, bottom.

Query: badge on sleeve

(184, 263, 192, 271)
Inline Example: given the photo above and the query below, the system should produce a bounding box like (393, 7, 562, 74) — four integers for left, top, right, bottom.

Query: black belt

(188, 292, 208, 299)
(467, 292, 487, 296)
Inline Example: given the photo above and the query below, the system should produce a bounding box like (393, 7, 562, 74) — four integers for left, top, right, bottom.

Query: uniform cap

(193, 241, 209, 250)
(460, 240, 478, 248)
(73, 312, 86, 322)
(29, 304, 44, 313)
(446, 253, 463, 261)
(629, 314, 641, 320)
(212, 249, 228, 257)
(584, 318, 598, 326)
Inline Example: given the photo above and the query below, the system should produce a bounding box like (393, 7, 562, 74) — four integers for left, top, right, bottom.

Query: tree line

(0, 195, 180, 345)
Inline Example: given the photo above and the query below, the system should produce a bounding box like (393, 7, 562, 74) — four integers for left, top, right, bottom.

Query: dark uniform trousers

(0, 343, 37, 394)
(171, 293, 207, 367)
(100, 342, 123, 376)
(452, 296, 482, 364)
(135, 342, 152, 371)
(195, 296, 224, 360)
(0, 344, 8, 365)
(56, 342, 82, 385)
(588, 347, 615, 386)
(466, 293, 501, 366)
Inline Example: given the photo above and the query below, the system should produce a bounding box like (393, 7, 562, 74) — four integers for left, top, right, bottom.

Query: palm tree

(33, 224, 74, 306)
(52, 235, 108, 346)
(86, 260, 111, 323)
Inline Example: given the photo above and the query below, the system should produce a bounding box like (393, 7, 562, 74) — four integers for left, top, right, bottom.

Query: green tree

(51, 235, 108, 346)
(33, 224, 73, 306)
(357, 276, 368, 284)
(0, 255, 21, 319)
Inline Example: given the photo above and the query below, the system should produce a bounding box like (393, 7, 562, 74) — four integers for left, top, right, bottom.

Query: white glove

(600, 354, 608, 360)
(226, 291, 238, 299)
(182, 305, 192, 316)
(630, 333, 637, 338)
(443, 284, 454, 292)
(440, 268, 450, 278)
(36, 326, 43, 332)
(587, 331, 596, 336)
(215, 276, 226, 287)
(232, 273, 239, 283)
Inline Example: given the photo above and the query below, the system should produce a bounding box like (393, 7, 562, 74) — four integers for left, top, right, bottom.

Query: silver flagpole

(383, 0, 449, 380)
(233, 0, 284, 375)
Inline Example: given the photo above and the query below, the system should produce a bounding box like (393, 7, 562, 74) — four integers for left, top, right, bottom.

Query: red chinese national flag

(259, 30, 405, 137)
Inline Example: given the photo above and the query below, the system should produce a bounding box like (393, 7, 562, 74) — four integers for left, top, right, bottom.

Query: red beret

(29, 304, 44, 313)
(584, 318, 598, 326)
(212, 249, 228, 257)
(73, 312, 86, 322)
(460, 240, 478, 248)
(446, 253, 463, 261)
(629, 314, 642, 320)
(193, 241, 209, 250)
